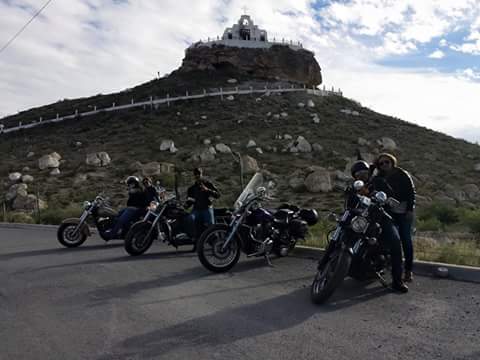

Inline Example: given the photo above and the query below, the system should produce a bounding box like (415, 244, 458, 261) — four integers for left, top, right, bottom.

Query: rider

(105, 176, 149, 240)
(186, 168, 220, 239)
(142, 176, 163, 203)
(349, 161, 408, 293)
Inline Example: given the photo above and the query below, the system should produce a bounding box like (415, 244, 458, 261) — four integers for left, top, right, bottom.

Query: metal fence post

(167, 94, 170, 107)
(220, 88, 223, 100)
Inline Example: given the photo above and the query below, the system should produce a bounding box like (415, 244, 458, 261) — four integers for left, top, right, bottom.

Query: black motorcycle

(124, 197, 231, 256)
(310, 180, 400, 304)
(196, 173, 318, 273)
(57, 195, 141, 248)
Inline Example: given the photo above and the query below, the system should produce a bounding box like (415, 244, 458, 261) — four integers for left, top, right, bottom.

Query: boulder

(191, 148, 216, 163)
(8, 172, 22, 182)
(227, 78, 238, 84)
(474, 163, 480, 172)
(307, 100, 315, 108)
(215, 143, 231, 154)
(247, 140, 257, 148)
(378, 137, 397, 151)
(242, 155, 260, 174)
(284, 134, 293, 140)
(22, 166, 30, 172)
(177, 45, 322, 86)
(304, 169, 333, 193)
(27, 152, 35, 158)
(86, 152, 111, 167)
(203, 139, 212, 145)
(13, 194, 47, 211)
(256, 148, 264, 154)
(160, 139, 176, 152)
(358, 137, 369, 146)
(312, 114, 320, 124)
(38, 153, 60, 170)
(5, 183, 28, 202)
(312, 143, 323, 153)
(142, 162, 162, 177)
(226, 95, 235, 101)
(21, 175, 34, 184)
(50, 168, 61, 176)
(297, 103, 305, 108)
(295, 136, 312, 153)
(281, 112, 288, 118)
(288, 171, 305, 192)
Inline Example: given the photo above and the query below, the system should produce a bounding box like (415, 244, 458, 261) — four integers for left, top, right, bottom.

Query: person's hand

(200, 183, 209, 192)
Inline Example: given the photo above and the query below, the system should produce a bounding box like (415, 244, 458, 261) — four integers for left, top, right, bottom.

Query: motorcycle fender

(61, 218, 91, 237)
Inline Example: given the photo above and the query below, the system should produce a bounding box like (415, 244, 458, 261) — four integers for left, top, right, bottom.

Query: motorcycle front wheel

(197, 224, 241, 273)
(311, 248, 352, 304)
(124, 222, 154, 256)
(57, 222, 88, 248)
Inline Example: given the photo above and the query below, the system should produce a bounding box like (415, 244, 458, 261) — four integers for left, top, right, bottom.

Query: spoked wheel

(197, 225, 241, 273)
(124, 222, 154, 256)
(311, 248, 352, 304)
(57, 222, 87, 248)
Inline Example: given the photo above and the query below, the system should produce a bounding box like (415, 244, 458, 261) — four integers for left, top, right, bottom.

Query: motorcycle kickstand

(375, 271, 391, 290)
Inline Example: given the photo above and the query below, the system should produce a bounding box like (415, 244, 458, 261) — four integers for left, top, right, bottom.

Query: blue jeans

(381, 219, 403, 283)
(392, 213, 414, 272)
(188, 208, 215, 238)
(109, 207, 143, 239)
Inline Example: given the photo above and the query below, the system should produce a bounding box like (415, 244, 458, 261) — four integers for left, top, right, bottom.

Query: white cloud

(428, 49, 445, 59)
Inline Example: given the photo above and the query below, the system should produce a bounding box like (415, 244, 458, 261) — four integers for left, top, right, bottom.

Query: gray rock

(203, 139, 212, 145)
(247, 140, 257, 148)
(307, 100, 315, 108)
(227, 78, 238, 84)
(86, 152, 111, 167)
(284, 134, 293, 140)
(160, 139, 176, 152)
(242, 155, 260, 175)
(297, 102, 305, 108)
(305, 170, 333, 193)
(378, 137, 397, 151)
(312, 143, 323, 153)
(73, 174, 88, 185)
(256, 147, 264, 154)
(22, 166, 30, 172)
(463, 184, 480, 200)
(38, 153, 60, 170)
(8, 172, 22, 182)
(226, 95, 235, 101)
(474, 163, 480, 172)
(289, 171, 305, 192)
(27, 152, 35, 158)
(358, 137, 369, 146)
(281, 112, 288, 118)
(21, 175, 34, 184)
(295, 136, 312, 153)
(50, 168, 61, 176)
(215, 143, 232, 154)
(13, 194, 47, 211)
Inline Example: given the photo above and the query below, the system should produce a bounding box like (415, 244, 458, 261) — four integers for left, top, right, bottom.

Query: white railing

(0, 84, 342, 135)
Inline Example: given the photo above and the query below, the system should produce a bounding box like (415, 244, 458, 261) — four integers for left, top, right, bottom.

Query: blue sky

(1, 0, 480, 142)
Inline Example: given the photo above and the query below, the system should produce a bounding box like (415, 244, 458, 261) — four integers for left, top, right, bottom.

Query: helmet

(350, 160, 370, 178)
(125, 176, 140, 187)
(299, 208, 319, 226)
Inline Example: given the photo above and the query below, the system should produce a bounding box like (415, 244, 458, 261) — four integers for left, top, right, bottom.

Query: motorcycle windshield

(234, 172, 264, 210)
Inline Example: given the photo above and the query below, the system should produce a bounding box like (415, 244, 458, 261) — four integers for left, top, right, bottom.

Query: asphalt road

(1, 227, 479, 360)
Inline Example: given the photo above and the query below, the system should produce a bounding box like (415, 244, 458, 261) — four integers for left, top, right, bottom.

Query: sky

(1, 0, 480, 142)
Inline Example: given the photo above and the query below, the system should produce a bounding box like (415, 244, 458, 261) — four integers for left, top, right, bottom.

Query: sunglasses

(378, 160, 391, 166)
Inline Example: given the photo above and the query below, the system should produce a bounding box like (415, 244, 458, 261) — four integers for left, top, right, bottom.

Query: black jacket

(187, 179, 220, 210)
(380, 167, 416, 211)
(144, 186, 160, 203)
(126, 189, 149, 208)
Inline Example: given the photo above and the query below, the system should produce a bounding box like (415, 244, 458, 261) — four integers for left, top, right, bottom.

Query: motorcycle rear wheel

(197, 224, 241, 273)
(311, 248, 352, 304)
(124, 222, 154, 256)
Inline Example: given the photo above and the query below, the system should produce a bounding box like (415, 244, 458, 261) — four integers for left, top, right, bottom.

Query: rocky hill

(1, 43, 480, 222)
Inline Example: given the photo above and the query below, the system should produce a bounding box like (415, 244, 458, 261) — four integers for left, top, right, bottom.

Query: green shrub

(463, 209, 480, 234)
(416, 217, 443, 232)
(38, 203, 83, 225)
(418, 202, 459, 227)
(6, 212, 35, 224)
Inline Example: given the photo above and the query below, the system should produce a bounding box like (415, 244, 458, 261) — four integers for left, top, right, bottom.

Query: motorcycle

(57, 195, 141, 248)
(196, 172, 319, 273)
(124, 197, 232, 256)
(310, 180, 400, 304)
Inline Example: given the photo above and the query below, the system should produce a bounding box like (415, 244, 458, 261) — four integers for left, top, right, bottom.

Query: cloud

(428, 49, 445, 59)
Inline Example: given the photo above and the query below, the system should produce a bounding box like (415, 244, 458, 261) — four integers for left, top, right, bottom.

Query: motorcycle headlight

(148, 201, 159, 211)
(83, 201, 92, 210)
(351, 216, 369, 233)
(358, 196, 371, 208)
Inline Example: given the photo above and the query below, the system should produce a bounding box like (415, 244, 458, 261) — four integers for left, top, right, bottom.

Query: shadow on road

(0, 243, 124, 261)
(98, 279, 391, 359)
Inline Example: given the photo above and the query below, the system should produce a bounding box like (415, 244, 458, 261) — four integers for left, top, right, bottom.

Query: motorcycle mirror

(353, 180, 365, 192)
(375, 191, 387, 204)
